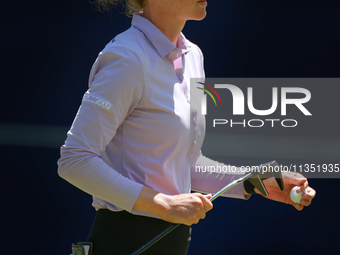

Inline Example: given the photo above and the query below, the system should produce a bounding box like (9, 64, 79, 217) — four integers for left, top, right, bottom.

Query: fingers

(283, 171, 307, 184)
(292, 202, 304, 211)
(192, 194, 213, 222)
(201, 194, 213, 212)
(304, 187, 316, 199)
(163, 193, 214, 226)
(279, 172, 316, 211)
(292, 186, 316, 210)
(301, 187, 316, 206)
(296, 180, 309, 193)
(192, 193, 214, 224)
(300, 199, 311, 207)
(198, 209, 206, 222)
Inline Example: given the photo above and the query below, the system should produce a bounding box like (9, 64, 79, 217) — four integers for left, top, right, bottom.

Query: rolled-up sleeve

(191, 151, 250, 200)
(57, 46, 145, 212)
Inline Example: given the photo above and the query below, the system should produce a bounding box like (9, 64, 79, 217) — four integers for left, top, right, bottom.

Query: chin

(193, 9, 207, 21)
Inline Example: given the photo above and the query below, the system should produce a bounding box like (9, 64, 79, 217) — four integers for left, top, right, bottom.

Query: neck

(142, 6, 186, 46)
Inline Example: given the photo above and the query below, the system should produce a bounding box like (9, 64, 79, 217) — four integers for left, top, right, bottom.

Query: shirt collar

(177, 33, 191, 55)
(132, 13, 191, 59)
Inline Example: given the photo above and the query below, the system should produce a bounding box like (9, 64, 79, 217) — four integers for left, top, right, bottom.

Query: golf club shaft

(130, 171, 255, 255)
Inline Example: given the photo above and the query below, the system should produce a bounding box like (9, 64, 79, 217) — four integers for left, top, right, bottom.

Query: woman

(58, 1, 315, 254)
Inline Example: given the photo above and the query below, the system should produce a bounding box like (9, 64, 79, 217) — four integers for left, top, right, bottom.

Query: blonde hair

(94, 0, 144, 16)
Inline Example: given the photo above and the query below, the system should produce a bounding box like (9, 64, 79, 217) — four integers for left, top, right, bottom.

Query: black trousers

(87, 209, 191, 255)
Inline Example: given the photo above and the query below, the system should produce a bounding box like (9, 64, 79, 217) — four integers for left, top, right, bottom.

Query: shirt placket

(173, 51, 190, 104)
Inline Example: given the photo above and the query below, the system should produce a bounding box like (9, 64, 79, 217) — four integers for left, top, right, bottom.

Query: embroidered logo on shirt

(83, 93, 112, 110)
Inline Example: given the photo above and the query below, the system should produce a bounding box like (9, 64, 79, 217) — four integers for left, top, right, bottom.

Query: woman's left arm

(191, 152, 249, 200)
(192, 153, 316, 210)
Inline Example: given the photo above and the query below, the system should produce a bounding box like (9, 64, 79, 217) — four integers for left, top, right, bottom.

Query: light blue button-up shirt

(58, 14, 246, 218)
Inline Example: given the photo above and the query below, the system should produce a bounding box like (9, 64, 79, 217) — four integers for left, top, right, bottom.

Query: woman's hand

(157, 193, 213, 226)
(133, 186, 213, 226)
(256, 171, 316, 211)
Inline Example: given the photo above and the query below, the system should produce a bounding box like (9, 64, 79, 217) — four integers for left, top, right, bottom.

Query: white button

(193, 116, 197, 125)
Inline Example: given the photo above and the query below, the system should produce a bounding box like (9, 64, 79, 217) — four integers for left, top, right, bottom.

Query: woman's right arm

(57, 48, 146, 212)
(57, 46, 212, 225)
